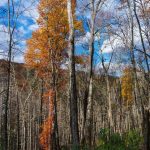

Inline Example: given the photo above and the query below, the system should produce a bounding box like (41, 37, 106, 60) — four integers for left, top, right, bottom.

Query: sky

(0, 0, 117, 64)
(0, 0, 39, 62)
(0, 0, 148, 75)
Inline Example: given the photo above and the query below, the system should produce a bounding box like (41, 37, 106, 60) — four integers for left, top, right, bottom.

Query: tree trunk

(67, 0, 79, 148)
(106, 75, 113, 133)
(17, 92, 21, 150)
(3, 0, 12, 149)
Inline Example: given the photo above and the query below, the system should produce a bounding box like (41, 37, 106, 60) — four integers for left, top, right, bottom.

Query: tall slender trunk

(85, 19, 94, 149)
(84, 0, 104, 147)
(127, 0, 140, 126)
(84, 1, 95, 147)
(144, 109, 150, 150)
(40, 79, 44, 127)
(106, 75, 113, 133)
(139, 0, 150, 47)
(39, 79, 44, 150)
(67, 0, 79, 148)
(133, 0, 150, 74)
(133, 1, 150, 149)
(51, 69, 60, 150)
(4, 0, 12, 149)
(17, 92, 21, 150)
(24, 121, 27, 150)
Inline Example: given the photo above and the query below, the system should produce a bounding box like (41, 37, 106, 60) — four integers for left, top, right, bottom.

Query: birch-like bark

(85, 0, 104, 147)
(84, 1, 95, 146)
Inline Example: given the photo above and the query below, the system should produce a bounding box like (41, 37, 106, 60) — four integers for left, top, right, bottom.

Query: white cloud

(100, 35, 123, 53)
(20, 19, 28, 26)
(101, 41, 113, 53)
(18, 26, 27, 35)
(95, 61, 128, 76)
(13, 55, 24, 63)
(0, 0, 7, 6)
(76, 32, 91, 45)
(0, 25, 9, 51)
(23, 8, 39, 20)
(0, 1, 40, 63)
(103, 0, 118, 12)
(28, 24, 39, 31)
(0, 24, 27, 62)
(20, 40, 26, 46)
(22, 0, 39, 21)
(134, 26, 150, 50)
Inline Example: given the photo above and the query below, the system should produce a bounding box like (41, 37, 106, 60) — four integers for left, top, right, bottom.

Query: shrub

(123, 130, 143, 150)
(96, 128, 143, 150)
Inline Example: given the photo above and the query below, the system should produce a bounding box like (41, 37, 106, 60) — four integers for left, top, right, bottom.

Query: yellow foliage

(121, 67, 134, 107)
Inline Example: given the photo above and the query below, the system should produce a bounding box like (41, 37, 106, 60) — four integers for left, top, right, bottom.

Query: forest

(0, 0, 150, 150)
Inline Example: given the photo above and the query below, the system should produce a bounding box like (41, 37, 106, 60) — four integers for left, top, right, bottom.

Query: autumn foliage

(39, 90, 54, 150)
(121, 67, 134, 107)
(24, 0, 83, 149)
(25, 0, 69, 149)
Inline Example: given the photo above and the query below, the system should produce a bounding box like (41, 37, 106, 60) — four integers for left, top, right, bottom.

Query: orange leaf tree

(25, 0, 69, 149)
(25, 0, 82, 149)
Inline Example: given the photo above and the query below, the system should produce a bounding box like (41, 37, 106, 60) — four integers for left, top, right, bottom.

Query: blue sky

(0, 0, 39, 62)
(0, 0, 116, 64)
(0, 0, 148, 75)
(0, 0, 127, 78)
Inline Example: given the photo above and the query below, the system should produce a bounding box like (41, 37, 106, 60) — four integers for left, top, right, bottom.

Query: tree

(67, 0, 79, 148)
(83, 0, 105, 147)
(25, 0, 81, 149)
(25, 0, 69, 149)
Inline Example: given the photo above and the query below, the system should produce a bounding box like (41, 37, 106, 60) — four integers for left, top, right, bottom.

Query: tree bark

(3, 0, 12, 149)
(67, 0, 79, 148)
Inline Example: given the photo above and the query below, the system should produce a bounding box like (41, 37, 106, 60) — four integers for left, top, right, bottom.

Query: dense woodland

(0, 0, 150, 150)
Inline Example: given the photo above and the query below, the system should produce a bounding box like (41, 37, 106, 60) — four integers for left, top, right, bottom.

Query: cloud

(19, 19, 29, 26)
(0, 25, 9, 52)
(13, 54, 24, 63)
(22, 0, 39, 21)
(134, 26, 150, 50)
(23, 8, 39, 21)
(0, 0, 40, 63)
(18, 26, 27, 35)
(0, 0, 7, 6)
(95, 61, 129, 76)
(76, 32, 91, 45)
(100, 35, 123, 53)
(28, 24, 39, 31)
(0, 24, 28, 62)
(100, 41, 113, 53)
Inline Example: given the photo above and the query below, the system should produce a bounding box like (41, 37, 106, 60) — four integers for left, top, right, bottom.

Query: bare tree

(83, 0, 105, 147)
